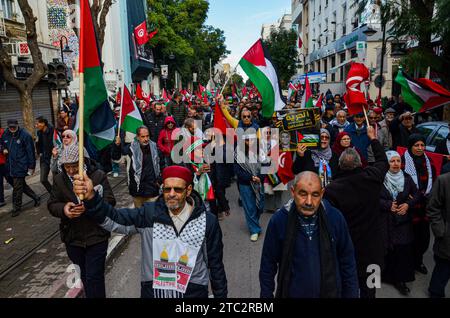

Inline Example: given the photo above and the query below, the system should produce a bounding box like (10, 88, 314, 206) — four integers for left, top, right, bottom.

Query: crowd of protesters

(1, 85, 449, 299)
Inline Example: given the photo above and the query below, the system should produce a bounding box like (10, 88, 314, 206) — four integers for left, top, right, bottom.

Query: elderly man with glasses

(389, 111, 420, 150)
(72, 165, 228, 299)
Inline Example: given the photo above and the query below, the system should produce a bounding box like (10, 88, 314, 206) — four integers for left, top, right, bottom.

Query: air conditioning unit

(3, 43, 19, 56)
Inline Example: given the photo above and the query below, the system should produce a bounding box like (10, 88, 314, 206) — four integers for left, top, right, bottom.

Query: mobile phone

(70, 203, 84, 211)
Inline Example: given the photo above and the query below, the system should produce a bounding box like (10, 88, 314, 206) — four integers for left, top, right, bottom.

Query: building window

(324, 59, 328, 75)
(325, 0, 329, 7)
(342, 22, 346, 36)
(351, 49, 358, 58)
(1, 0, 14, 19)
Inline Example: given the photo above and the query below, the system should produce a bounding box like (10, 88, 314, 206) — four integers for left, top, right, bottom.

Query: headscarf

(311, 129, 333, 167)
(62, 130, 77, 148)
(383, 151, 405, 199)
(404, 134, 433, 195)
(332, 132, 351, 157)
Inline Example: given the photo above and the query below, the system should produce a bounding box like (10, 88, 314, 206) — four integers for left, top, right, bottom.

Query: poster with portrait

(274, 108, 321, 151)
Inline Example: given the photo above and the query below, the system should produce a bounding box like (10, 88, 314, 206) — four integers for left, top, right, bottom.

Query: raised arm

(74, 172, 153, 229)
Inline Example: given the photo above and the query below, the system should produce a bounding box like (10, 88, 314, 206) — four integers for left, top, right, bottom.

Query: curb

(62, 233, 130, 298)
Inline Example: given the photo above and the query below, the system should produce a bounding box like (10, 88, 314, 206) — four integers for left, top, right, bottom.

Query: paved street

(105, 182, 450, 298)
(0, 169, 131, 298)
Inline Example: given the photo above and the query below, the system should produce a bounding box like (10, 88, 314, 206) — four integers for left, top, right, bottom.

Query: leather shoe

(11, 209, 21, 217)
(416, 264, 428, 275)
(34, 197, 41, 207)
(394, 282, 410, 296)
(0, 202, 6, 208)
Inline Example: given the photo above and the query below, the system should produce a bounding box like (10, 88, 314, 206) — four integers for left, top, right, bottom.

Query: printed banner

(153, 238, 201, 294)
(274, 108, 321, 150)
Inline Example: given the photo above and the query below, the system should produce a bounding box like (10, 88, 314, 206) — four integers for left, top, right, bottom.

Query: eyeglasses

(403, 117, 413, 121)
(341, 138, 351, 141)
(320, 136, 330, 140)
(369, 117, 377, 120)
(163, 187, 186, 194)
(62, 135, 72, 139)
(242, 115, 251, 119)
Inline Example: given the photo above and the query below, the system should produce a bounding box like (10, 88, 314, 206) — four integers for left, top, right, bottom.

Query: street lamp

(59, 35, 72, 98)
(60, 35, 73, 63)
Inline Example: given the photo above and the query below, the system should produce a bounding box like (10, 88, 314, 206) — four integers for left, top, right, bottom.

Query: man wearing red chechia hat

(72, 165, 227, 298)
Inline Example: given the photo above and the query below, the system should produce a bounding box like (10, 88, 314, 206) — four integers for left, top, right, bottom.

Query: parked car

(417, 121, 449, 152)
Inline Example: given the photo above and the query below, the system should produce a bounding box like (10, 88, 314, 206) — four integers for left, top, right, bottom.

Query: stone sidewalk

(0, 162, 130, 298)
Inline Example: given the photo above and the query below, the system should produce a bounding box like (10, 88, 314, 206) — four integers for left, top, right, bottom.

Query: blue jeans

(239, 183, 264, 235)
(429, 255, 450, 298)
(112, 161, 120, 174)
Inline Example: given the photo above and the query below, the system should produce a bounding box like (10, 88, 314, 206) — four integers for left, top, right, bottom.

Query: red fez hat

(373, 107, 383, 115)
(162, 166, 193, 185)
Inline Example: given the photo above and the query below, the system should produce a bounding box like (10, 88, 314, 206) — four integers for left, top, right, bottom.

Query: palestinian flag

(316, 93, 324, 108)
(301, 75, 314, 108)
(79, 0, 116, 150)
(239, 39, 285, 117)
(53, 129, 62, 147)
(395, 69, 450, 113)
(120, 84, 144, 135)
(287, 82, 298, 101)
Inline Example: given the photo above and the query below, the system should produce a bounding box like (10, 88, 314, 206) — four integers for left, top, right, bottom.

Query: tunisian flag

(345, 63, 370, 115)
(134, 22, 158, 46)
(134, 21, 149, 46)
(136, 83, 150, 104)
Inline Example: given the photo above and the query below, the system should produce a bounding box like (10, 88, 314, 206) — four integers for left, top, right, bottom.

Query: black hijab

(407, 133, 428, 187)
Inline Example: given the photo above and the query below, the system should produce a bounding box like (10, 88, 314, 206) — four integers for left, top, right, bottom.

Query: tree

(373, 0, 450, 119)
(147, 0, 229, 88)
(0, 0, 47, 135)
(358, 0, 450, 86)
(67, 0, 113, 50)
(262, 28, 298, 89)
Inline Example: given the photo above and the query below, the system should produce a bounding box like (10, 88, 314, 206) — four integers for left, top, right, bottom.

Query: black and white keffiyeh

(404, 150, 433, 195)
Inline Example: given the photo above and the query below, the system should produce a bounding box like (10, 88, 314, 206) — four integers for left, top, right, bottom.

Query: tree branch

(98, 0, 113, 50)
(0, 0, 46, 94)
(17, 0, 47, 91)
(0, 37, 23, 91)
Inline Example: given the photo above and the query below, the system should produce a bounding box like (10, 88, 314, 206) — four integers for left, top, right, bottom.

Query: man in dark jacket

(166, 91, 187, 127)
(73, 165, 228, 298)
(426, 168, 450, 298)
(344, 112, 370, 161)
(146, 103, 166, 143)
(35, 116, 54, 193)
(389, 111, 419, 150)
(324, 125, 389, 298)
(1, 120, 39, 217)
(260, 171, 359, 298)
(113, 126, 165, 208)
(48, 143, 116, 298)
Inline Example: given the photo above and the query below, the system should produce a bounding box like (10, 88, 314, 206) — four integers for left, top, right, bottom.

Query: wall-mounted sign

(14, 62, 34, 79)
(161, 65, 168, 79)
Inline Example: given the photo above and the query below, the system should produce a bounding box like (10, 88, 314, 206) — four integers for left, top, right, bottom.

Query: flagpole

(117, 83, 125, 138)
(363, 81, 371, 127)
(220, 65, 238, 95)
(78, 72, 85, 201)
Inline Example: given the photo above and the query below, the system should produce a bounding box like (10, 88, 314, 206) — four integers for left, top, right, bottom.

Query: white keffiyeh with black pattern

(404, 150, 433, 195)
